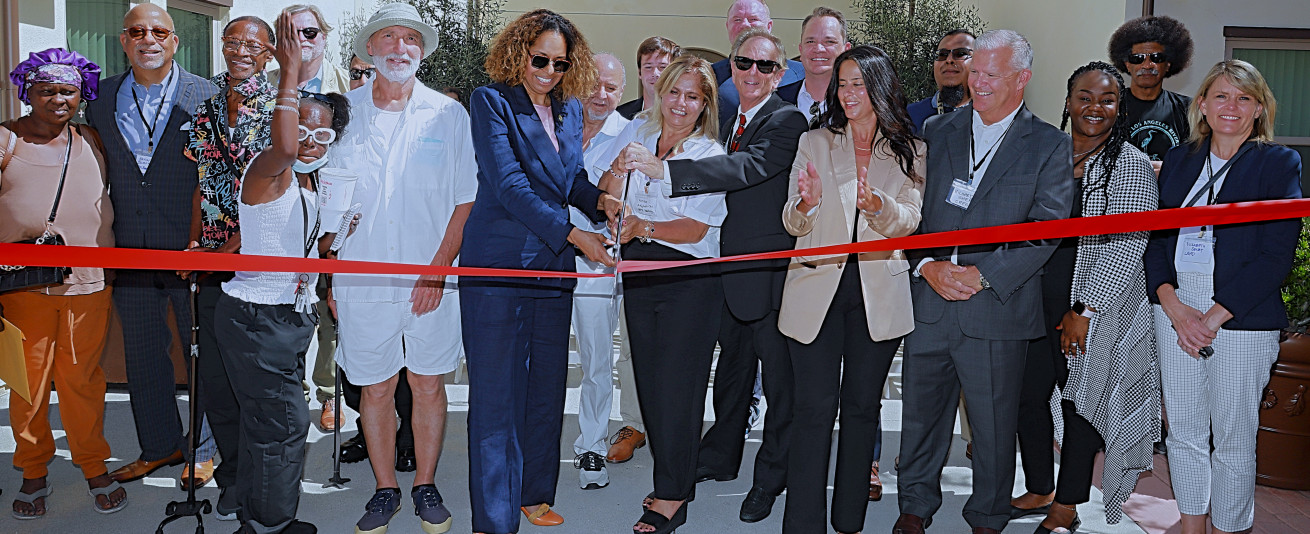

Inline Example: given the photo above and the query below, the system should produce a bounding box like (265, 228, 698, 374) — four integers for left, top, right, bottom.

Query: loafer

(521, 503, 563, 526)
(606, 426, 646, 463)
(340, 434, 369, 464)
(694, 465, 736, 483)
(320, 401, 339, 431)
(892, 513, 931, 534)
(411, 485, 453, 534)
(109, 450, 185, 482)
(179, 459, 214, 491)
(355, 488, 401, 534)
(738, 487, 776, 523)
(395, 446, 416, 473)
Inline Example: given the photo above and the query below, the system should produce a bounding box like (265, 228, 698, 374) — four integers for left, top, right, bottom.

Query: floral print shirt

(184, 71, 275, 249)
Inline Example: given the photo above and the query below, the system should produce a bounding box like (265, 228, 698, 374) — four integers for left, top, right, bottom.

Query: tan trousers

(0, 289, 113, 479)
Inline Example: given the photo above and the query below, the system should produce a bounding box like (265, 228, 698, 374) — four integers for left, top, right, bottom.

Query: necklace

(1073, 146, 1097, 159)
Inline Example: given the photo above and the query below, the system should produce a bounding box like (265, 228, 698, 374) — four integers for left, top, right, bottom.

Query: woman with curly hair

(460, 9, 619, 534)
(1107, 15, 1195, 168)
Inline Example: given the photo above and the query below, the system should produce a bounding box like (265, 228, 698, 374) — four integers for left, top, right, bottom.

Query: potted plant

(1256, 217, 1310, 489)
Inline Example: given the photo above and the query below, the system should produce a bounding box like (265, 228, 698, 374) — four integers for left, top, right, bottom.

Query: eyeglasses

(297, 27, 322, 40)
(1126, 52, 1168, 65)
(123, 26, 174, 41)
(529, 55, 572, 73)
(733, 56, 781, 74)
(349, 67, 375, 81)
(934, 47, 972, 61)
(222, 38, 269, 55)
(298, 125, 336, 145)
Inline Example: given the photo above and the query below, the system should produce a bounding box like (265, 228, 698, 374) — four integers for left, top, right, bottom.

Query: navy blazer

(463, 82, 605, 296)
(85, 67, 218, 251)
(906, 95, 935, 134)
(1144, 139, 1303, 330)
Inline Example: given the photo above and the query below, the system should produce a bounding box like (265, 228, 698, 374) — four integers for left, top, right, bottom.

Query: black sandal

(633, 501, 687, 534)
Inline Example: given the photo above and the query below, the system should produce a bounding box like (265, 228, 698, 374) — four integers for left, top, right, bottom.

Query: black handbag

(0, 126, 75, 294)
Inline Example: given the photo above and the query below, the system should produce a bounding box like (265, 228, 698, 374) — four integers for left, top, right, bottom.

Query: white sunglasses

(298, 125, 336, 145)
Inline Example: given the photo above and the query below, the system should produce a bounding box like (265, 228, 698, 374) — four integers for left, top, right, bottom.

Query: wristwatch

(1072, 301, 1098, 318)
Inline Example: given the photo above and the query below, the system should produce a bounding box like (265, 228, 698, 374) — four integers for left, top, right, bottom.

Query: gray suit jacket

(85, 67, 218, 251)
(907, 104, 1074, 340)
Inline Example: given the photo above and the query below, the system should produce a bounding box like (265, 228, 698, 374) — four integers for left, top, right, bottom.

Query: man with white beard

(328, 4, 478, 533)
(268, 4, 350, 96)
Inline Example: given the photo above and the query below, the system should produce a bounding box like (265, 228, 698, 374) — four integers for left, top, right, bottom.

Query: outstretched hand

(796, 161, 822, 212)
(855, 166, 882, 213)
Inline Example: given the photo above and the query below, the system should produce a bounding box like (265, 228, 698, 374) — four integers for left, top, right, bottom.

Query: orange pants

(0, 288, 113, 480)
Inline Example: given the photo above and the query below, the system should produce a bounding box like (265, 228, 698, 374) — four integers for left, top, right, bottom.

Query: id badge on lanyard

(947, 179, 976, 209)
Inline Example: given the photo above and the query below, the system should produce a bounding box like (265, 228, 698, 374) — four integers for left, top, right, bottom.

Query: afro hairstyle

(1108, 15, 1193, 77)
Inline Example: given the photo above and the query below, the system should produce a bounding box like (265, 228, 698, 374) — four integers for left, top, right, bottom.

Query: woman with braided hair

(1013, 61, 1160, 534)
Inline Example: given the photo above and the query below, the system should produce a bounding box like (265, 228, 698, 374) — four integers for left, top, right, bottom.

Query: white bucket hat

(352, 3, 439, 61)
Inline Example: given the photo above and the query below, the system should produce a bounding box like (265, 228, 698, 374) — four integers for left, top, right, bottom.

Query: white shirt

(658, 97, 771, 197)
(331, 83, 479, 302)
(224, 176, 321, 305)
(572, 112, 631, 275)
(796, 86, 825, 125)
(1174, 152, 1230, 275)
(607, 118, 728, 259)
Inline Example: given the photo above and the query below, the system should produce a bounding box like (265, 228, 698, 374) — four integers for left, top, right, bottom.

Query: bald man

(85, 2, 223, 491)
(710, 0, 804, 125)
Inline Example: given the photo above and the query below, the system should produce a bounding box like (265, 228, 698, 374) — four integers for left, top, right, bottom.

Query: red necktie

(730, 113, 747, 152)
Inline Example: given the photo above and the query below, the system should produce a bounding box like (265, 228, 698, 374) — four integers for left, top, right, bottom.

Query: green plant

(1283, 217, 1310, 333)
(847, 0, 985, 103)
(339, 0, 506, 103)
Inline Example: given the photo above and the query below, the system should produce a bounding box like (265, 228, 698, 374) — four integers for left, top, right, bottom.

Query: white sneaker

(574, 452, 609, 490)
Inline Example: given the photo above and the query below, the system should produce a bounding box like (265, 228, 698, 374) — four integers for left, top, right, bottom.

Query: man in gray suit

(85, 3, 221, 486)
(894, 30, 1073, 534)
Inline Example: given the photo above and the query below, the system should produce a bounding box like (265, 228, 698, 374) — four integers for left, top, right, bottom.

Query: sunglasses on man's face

(1126, 52, 1168, 65)
(733, 56, 781, 74)
(297, 27, 322, 40)
(934, 47, 972, 61)
(123, 26, 174, 41)
(530, 55, 572, 73)
(349, 67, 375, 81)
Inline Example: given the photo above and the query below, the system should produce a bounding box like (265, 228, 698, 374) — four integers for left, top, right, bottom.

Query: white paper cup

(318, 167, 358, 225)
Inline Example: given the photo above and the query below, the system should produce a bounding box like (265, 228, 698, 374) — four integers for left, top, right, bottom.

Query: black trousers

(198, 275, 240, 491)
(625, 258, 723, 503)
(213, 293, 314, 533)
(1017, 241, 1076, 495)
(783, 263, 899, 534)
(698, 288, 792, 494)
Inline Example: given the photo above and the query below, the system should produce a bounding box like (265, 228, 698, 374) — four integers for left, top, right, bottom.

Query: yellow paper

(0, 317, 30, 404)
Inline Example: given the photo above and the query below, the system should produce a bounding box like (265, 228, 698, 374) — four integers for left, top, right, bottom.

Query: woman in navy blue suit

(1144, 59, 1302, 534)
(461, 9, 618, 534)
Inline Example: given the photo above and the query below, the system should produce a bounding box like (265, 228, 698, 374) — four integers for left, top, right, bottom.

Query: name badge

(134, 150, 153, 174)
(1179, 235, 1214, 265)
(946, 179, 976, 209)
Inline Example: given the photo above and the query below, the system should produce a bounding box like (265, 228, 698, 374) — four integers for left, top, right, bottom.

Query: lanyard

(967, 118, 1015, 185)
(129, 67, 175, 153)
(299, 171, 322, 259)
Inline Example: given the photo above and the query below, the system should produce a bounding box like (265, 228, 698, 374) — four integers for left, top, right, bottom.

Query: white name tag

(1179, 235, 1214, 265)
(134, 150, 153, 174)
(947, 179, 976, 209)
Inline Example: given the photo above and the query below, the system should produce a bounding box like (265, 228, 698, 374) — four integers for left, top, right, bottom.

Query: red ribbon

(2, 199, 1306, 277)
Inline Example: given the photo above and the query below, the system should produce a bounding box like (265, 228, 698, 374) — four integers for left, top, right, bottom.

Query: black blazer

(667, 93, 807, 321)
(616, 96, 644, 121)
(85, 67, 218, 251)
(1144, 139, 1303, 330)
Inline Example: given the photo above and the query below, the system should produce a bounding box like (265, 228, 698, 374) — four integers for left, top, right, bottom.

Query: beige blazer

(267, 61, 352, 95)
(778, 128, 925, 344)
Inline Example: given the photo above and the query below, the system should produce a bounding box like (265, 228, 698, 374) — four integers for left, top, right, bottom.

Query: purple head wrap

(9, 48, 101, 104)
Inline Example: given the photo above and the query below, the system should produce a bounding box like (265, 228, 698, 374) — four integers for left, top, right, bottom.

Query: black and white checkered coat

(1063, 143, 1161, 522)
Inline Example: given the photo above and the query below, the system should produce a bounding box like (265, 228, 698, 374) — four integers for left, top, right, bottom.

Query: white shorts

(335, 295, 463, 386)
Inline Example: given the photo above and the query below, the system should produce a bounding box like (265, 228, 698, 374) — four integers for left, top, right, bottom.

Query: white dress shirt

(796, 86, 825, 125)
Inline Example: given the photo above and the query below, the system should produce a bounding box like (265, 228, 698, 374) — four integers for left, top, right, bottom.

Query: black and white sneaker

(574, 452, 609, 490)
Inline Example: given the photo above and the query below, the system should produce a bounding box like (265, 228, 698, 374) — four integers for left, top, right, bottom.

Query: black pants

(698, 290, 792, 494)
(624, 244, 723, 503)
(214, 293, 315, 533)
(783, 263, 899, 534)
(198, 275, 239, 490)
(341, 367, 415, 449)
(1017, 241, 1076, 495)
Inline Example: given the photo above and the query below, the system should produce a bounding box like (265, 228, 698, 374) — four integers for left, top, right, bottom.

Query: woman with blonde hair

(461, 8, 619, 534)
(1144, 59, 1302, 534)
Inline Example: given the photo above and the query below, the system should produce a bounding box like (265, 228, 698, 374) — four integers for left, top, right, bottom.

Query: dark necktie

(809, 102, 822, 129)
(729, 113, 747, 152)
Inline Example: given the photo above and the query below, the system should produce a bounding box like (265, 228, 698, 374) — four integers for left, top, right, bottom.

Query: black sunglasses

(299, 89, 332, 105)
(297, 27, 322, 40)
(1126, 52, 1168, 65)
(934, 47, 972, 61)
(530, 55, 572, 73)
(733, 56, 781, 74)
(349, 67, 375, 81)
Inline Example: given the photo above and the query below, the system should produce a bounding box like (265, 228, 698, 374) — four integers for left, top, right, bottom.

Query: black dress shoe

(281, 519, 317, 533)
(892, 513, 931, 534)
(340, 434, 368, 464)
(738, 487, 776, 523)
(694, 465, 737, 483)
(395, 446, 416, 472)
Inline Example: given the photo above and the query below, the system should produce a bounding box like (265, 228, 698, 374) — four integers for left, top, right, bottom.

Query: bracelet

(276, 97, 298, 104)
(275, 104, 300, 113)
(638, 220, 655, 244)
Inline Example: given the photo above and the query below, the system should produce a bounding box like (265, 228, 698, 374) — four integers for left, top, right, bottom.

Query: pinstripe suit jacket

(86, 67, 218, 251)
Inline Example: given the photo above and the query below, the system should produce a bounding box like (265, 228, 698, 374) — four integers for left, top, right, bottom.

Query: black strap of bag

(1183, 141, 1254, 208)
(38, 126, 75, 242)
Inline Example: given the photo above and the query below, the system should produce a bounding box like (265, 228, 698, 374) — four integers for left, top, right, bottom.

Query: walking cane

(157, 272, 212, 533)
(325, 360, 350, 488)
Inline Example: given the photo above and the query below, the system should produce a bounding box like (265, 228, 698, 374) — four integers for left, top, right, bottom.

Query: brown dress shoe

(179, 459, 214, 491)
(109, 450, 185, 482)
(868, 461, 882, 501)
(892, 513, 929, 534)
(319, 401, 339, 431)
(605, 426, 646, 463)
(521, 504, 563, 526)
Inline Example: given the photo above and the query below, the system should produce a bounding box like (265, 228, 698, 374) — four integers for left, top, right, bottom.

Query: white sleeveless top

(223, 173, 321, 305)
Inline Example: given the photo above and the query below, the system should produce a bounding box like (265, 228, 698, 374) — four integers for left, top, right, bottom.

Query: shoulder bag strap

(1184, 141, 1255, 208)
(0, 124, 16, 172)
(44, 127, 75, 233)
